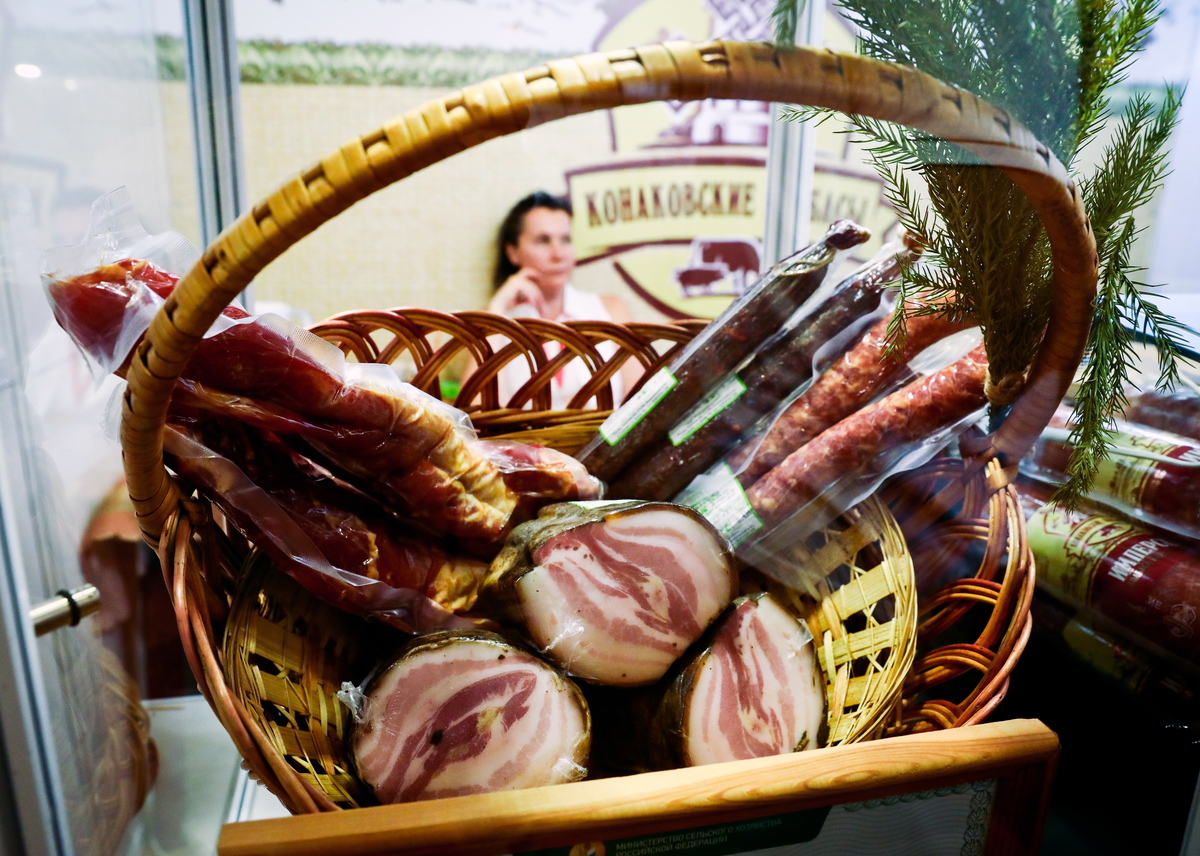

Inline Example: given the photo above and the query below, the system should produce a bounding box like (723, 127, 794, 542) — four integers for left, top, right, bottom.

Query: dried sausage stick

(608, 246, 911, 501)
(577, 220, 871, 482)
(730, 311, 971, 485)
(746, 344, 988, 527)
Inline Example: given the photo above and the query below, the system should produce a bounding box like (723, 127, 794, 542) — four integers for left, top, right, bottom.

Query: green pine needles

(773, 0, 1187, 506)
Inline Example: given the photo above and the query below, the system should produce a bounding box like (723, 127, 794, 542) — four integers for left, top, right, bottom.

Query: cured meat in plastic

(590, 592, 826, 773)
(609, 244, 913, 501)
(577, 221, 870, 482)
(747, 344, 989, 527)
(731, 311, 970, 485)
(481, 501, 738, 686)
(47, 259, 519, 544)
(350, 631, 590, 803)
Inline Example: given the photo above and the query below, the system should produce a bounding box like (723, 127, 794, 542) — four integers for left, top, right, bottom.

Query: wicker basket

(126, 40, 1096, 815)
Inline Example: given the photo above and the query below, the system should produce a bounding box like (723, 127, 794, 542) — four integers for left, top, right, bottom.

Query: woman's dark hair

(493, 191, 573, 290)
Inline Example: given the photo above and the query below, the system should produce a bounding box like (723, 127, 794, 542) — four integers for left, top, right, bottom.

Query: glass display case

(1, 1, 1199, 855)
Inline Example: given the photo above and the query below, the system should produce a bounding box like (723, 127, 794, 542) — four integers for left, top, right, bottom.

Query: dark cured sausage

(747, 345, 988, 527)
(607, 246, 912, 501)
(576, 221, 871, 482)
(1124, 389, 1200, 444)
(729, 311, 971, 485)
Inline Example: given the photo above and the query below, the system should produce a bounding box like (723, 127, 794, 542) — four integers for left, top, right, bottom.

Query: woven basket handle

(122, 40, 1097, 543)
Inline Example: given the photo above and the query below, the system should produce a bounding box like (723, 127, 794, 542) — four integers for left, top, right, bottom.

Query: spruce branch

(771, 0, 1185, 504)
(1056, 216, 1192, 504)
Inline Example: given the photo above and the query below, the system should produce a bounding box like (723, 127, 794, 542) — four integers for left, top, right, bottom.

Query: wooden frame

(217, 718, 1058, 856)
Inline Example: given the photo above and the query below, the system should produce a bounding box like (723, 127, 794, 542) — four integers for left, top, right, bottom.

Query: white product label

(598, 367, 677, 445)
(668, 375, 747, 447)
(675, 462, 764, 549)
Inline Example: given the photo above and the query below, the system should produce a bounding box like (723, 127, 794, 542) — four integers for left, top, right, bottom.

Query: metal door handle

(30, 585, 101, 636)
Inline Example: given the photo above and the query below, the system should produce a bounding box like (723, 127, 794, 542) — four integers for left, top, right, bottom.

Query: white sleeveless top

(496, 284, 625, 410)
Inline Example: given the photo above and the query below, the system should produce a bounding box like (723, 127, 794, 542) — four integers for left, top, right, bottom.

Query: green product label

(1061, 618, 1151, 693)
(676, 462, 764, 549)
(668, 375, 747, 447)
(517, 807, 830, 856)
(1027, 504, 1117, 605)
(1098, 431, 1176, 506)
(599, 368, 677, 446)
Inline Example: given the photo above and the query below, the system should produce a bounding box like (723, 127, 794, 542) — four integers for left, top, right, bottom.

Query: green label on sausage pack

(667, 375, 746, 447)
(675, 462, 764, 549)
(598, 367, 677, 446)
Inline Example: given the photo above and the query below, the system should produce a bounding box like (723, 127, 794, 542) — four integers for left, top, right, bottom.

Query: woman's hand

(488, 268, 546, 317)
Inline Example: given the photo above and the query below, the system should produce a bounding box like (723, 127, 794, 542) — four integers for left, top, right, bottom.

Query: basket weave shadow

(129, 39, 1097, 814)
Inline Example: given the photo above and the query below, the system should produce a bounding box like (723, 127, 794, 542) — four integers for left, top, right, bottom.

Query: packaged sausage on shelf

(1017, 478, 1200, 671)
(1022, 407, 1200, 544)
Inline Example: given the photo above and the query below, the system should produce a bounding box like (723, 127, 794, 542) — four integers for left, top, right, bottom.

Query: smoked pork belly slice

(481, 502, 738, 686)
(588, 592, 826, 774)
(681, 593, 826, 765)
(350, 631, 589, 804)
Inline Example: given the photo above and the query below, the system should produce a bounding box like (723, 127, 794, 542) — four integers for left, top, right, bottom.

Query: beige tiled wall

(237, 84, 616, 324)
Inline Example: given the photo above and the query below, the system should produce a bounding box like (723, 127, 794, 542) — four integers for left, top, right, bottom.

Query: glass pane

(0, 0, 203, 853)
(231, 0, 777, 331)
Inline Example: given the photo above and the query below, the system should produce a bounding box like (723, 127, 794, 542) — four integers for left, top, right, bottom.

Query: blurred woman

(488, 191, 639, 408)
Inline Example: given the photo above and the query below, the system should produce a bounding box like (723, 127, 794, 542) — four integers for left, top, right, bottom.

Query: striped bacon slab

(351, 631, 589, 804)
(482, 502, 738, 687)
(681, 593, 826, 765)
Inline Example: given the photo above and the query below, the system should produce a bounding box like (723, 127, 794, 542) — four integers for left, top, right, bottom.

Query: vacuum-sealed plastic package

(346, 630, 590, 803)
(607, 237, 917, 502)
(40, 188, 200, 378)
(1023, 407, 1200, 544)
(42, 211, 530, 546)
(479, 500, 739, 686)
(164, 424, 485, 633)
(587, 591, 826, 775)
(577, 219, 872, 482)
(670, 304, 983, 548)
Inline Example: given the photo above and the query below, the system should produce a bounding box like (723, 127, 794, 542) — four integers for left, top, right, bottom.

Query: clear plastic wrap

(163, 424, 485, 634)
(1022, 407, 1200, 544)
(478, 439, 603, 504)
(42, 199, 524, 545)
(676, 340, 987, 592)
(727, 312, 978, 486)
(606, 237, 915, 502)
(346, 630, 590, 803)
(479, 501, 739, 686)
(41, 188, 202, 377)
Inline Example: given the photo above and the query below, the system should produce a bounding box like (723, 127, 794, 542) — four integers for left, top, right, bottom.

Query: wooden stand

(218, 718, 1058, 856)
